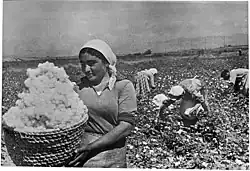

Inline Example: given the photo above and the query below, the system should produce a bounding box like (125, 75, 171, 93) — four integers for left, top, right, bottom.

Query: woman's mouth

(86, 73, 93, 78)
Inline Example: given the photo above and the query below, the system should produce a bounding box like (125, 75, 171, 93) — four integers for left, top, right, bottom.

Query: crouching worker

(135, 68, 158, 98)
(161, 77, 210, 127)
(221, 68, 249, 96)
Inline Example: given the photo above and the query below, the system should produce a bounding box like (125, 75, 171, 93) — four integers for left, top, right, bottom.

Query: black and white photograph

(1, 0, 249, 169)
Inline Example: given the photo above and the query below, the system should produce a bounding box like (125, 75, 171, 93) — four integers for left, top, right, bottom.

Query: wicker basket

(3, 115, 88, 167)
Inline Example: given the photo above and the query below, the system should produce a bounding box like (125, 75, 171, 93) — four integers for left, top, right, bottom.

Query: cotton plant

(3, 61, 88, 132)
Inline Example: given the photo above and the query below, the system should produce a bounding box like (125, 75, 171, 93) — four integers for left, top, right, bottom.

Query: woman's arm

(185, 103, 201, 115)
(67, 121, 133, 166)
(149, 73, 156, 88)
(87, 121, 133, 151)
(93, 81, 137, 148)
(68, 80, 137, 167)
(144, 71, 156, 88)
(200, 88, 210, 113)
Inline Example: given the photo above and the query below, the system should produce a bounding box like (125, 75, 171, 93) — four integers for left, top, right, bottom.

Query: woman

(221, 68, 249, 96)
(160, 76, 210, 127)
(68, 39, 137, 168)
(134, 68, 158, 97)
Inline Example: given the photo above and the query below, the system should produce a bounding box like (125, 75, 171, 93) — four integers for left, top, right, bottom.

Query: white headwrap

(168, 85, 184, 97)
(149, 68, 158, 75)
(152, 93, 168, 109)
(81, 39, 117, 90)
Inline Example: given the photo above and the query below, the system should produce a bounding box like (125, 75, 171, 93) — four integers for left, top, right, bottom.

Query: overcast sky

(2, 1, 248, 57)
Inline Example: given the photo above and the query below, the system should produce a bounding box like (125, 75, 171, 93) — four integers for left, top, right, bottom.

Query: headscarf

(152, 93, 168, 109)
(168, 85, 184, 97)
(81, 39, 117, 90)
(148, 68, 158, 75)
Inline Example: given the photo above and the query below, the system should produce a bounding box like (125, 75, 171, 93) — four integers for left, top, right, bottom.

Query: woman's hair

(221, 69, 230, 79)
(168, 93, 183, 100)
(79, 47, 109, 65)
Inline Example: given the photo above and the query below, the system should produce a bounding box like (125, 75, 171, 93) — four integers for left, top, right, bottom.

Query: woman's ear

(105, 62, 110, 68)
(105, 63, 110, 72)
(106, 65, 113, 76)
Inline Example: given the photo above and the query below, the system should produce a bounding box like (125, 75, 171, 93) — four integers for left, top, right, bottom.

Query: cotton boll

(31, 78, 42, 90)
(24, 78, 32, 88)
(3, 107, 21, 127)
(17, 92, 26, 99)
(55, 82, 73, 95)
(26, 68, 33, 77)
(66, 92, 79, 101)
(38, 75, 50, 86)
(22, 107, 35, 117)
(27, 68, 40, 78)
(56, 68, 69, 81)
(46, 71, 54, 79)
(3, 61, 88, 132)
(16, 100, 25, 109)
(22, 94, 35, 107)
(46, 103, 56, 113)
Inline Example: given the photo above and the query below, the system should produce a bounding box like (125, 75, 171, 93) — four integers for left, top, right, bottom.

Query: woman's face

(79, 52, 108, 85)
(169, 94, 183, 101)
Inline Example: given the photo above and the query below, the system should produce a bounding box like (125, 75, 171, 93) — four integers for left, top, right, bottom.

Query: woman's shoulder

(115, 79, 135, 94)
(115, 79, 133, 88)
(180, 78, 205, 93)
(179, 79, 193, 87)
(115, 79, 135, 98)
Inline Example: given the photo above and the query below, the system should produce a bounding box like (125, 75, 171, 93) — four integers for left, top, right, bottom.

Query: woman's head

(221, 69, 230, 80)
(79, 39, 117, 86)
(168, 85, 184, 100)
(149, 68, 158, 75)
(79, 48, 109, 85)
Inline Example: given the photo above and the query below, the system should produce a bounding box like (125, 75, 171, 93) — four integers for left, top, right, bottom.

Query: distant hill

(2, 33, 248, 60)
(151, 33, 248, 53)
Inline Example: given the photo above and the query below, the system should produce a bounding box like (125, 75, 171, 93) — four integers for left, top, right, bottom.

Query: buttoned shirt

(78, 77, 137, 134)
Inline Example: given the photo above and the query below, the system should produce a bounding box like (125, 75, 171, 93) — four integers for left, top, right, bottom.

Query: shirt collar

(92, 73, 114, 94)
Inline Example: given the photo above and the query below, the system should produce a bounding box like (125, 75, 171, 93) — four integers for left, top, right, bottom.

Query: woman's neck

(91, 72, 110, 91)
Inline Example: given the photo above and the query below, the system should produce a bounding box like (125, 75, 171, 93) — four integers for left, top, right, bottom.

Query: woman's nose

(85, 65, 91, 72)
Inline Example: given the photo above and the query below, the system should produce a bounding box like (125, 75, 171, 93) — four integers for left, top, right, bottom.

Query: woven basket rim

(3, 114, 88, 134)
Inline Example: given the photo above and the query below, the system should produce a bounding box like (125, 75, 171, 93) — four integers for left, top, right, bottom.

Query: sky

(2, 0, 248, 57)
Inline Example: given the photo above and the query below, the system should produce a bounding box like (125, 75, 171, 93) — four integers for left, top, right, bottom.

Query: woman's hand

(72, 82, 80, 93)
(67, 144, 92, 167)
(185, 104, 201, 115)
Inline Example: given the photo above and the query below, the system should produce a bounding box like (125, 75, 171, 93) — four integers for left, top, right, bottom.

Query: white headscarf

(148, 68, 158, 75)
(152, 93, 168, 109)
(81, 39, 117, 90)
(168, 85, 184, 97)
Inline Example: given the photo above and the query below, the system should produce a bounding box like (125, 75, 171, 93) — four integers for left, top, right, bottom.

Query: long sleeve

(229, 70, 237, 84)
(229, 69, 249, 84)
(118, 80, 137, 125)
(143, 70, 155, 87)
(148, 72, 155, 87)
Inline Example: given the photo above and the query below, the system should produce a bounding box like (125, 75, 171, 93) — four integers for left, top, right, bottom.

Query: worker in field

(221, 68, 249, 96)
(159, 76, 210, 127)
(134, 68, 158, 98)
(238, 49, 242, 56)
(68, 39, 137, 168)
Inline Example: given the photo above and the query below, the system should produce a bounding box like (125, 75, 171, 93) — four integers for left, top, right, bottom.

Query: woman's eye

(87, 61, 96, 66)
